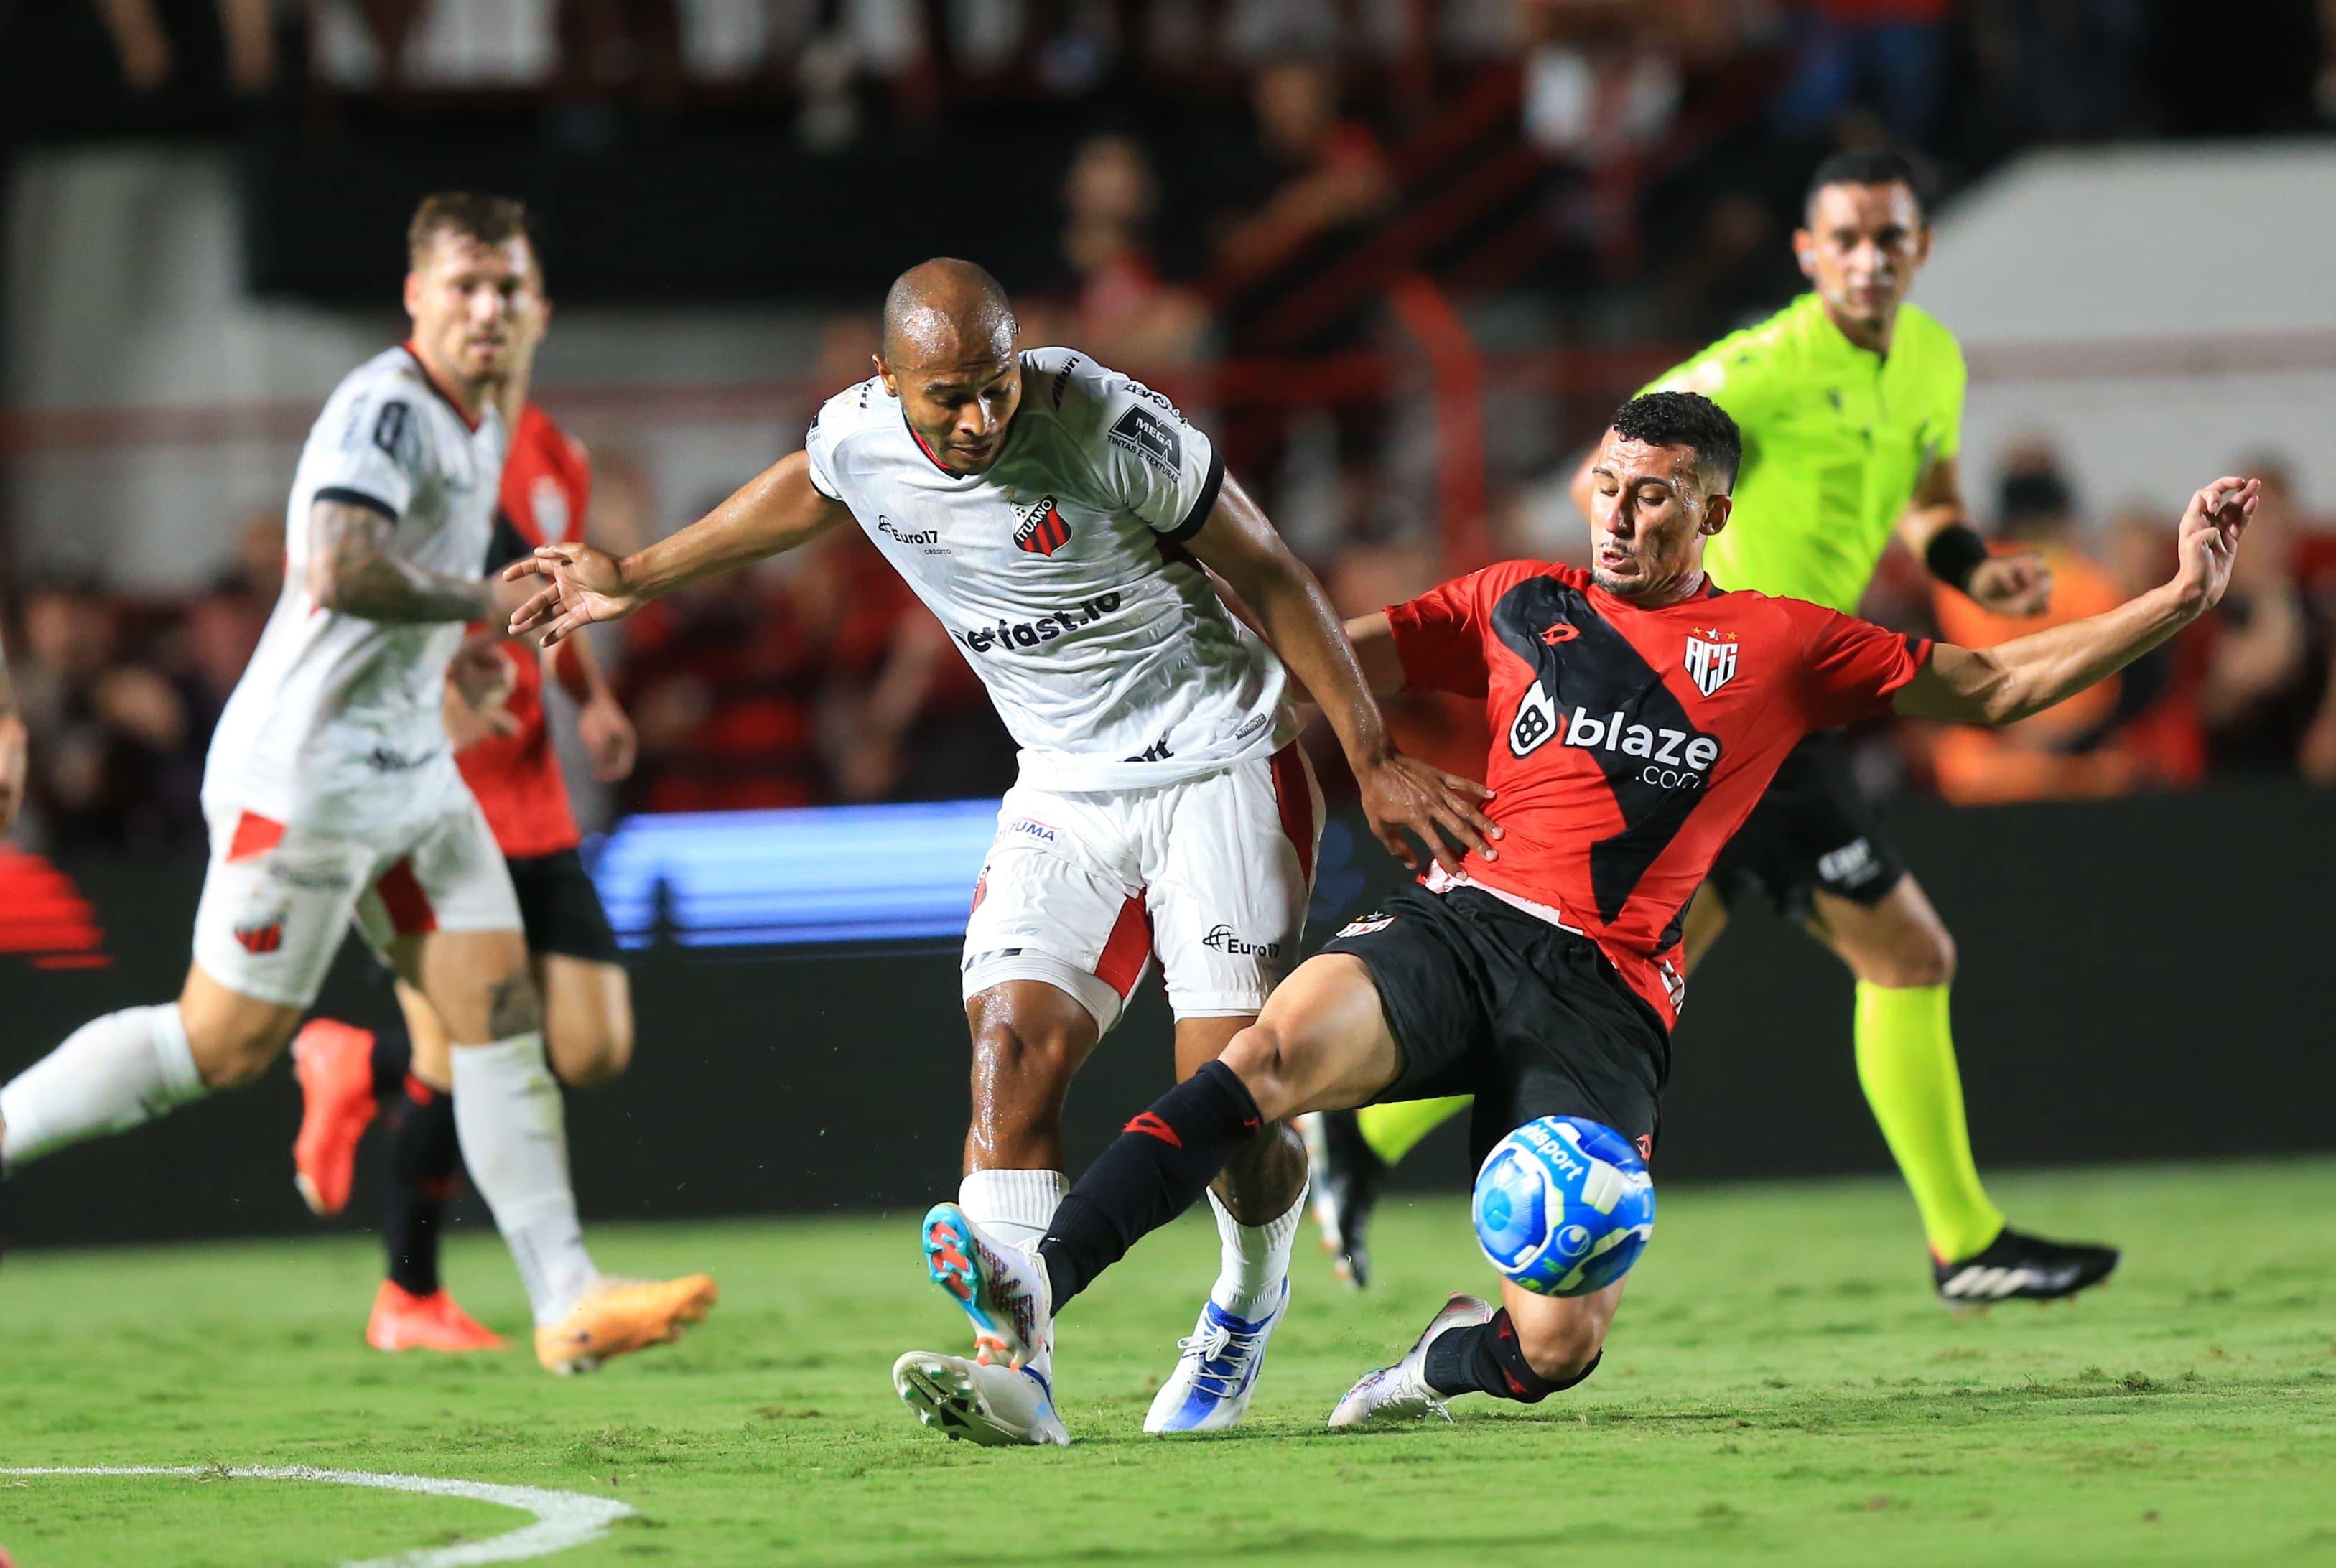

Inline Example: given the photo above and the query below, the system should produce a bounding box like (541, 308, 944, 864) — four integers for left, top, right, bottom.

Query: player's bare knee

(552, 1031, 628, 1088)
(1218, 1022, 1304, 1121)
(1514, 1308, 1606, 1385)
(186, 1013, 292, 1090)
(1866, 923, 1955, 989)
(968, 1014, 1084, 1124)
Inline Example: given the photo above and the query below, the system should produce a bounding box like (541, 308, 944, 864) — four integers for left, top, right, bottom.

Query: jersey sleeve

(1793, 604, 1933, 729)
(1075, 364, 1224, 541)
(1642, 326, 1792, 436)
(312, 376, 432, 521)
(1384, 564, 1536, 698)
(804, 401, 845, 501)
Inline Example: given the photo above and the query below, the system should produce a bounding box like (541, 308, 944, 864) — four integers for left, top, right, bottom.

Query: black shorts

(1706, 728, 1907, 923)
(1321, 885, 1667, 1171)
(506, 848, 621, 965)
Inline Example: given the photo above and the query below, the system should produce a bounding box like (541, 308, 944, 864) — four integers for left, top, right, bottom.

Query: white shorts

(190, 794, 523, 1009)
(961, 741, 1323, 1034)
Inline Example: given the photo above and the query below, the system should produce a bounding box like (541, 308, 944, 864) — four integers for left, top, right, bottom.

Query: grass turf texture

(4, 1160, 2334, 1567)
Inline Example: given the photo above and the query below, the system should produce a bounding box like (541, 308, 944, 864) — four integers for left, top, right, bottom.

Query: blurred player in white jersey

(508, 258, 1496, 1442)
(0, 194, 713, 1373)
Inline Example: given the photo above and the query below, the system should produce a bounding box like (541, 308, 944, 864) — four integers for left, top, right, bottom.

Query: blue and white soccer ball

(1471, 1116, 1655, 1297)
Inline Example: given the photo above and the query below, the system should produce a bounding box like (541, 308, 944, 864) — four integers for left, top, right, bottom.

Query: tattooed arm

(307, 498, 495, 623)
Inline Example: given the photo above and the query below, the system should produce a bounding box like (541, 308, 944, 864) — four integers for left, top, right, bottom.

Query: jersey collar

(900, 403, 1023, 480)
(1797, 291, 1895, 370)
(401, 342, 483, 432)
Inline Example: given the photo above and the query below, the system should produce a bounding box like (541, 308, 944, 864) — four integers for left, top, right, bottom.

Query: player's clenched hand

(2170, 476, 2257, 614)
(577, 693, 638, 783)
(504, 543, 640, 647)
(1968, 551, 2053, 617)
(446, 635, 521, 747)
(1353, 750, 1500, 878)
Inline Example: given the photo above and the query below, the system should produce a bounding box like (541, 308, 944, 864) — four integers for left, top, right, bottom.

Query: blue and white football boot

(1143, 1278, 1290, 1434)
(920, 1202, 1052, 1371)
(893, 1350, 1071, 1447)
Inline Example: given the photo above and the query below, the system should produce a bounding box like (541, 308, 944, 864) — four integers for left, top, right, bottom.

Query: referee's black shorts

(506, 847, 622, 965)
(1706, 727, 1906, 923)
(1321, 885, 1667, 1171)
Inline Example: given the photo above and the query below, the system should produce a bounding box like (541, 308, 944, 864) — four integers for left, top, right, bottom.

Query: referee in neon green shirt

(1308, 149, 2119, 1305)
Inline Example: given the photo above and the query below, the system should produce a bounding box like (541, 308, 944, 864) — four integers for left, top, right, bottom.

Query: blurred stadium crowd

(4, 0, 2335, 854)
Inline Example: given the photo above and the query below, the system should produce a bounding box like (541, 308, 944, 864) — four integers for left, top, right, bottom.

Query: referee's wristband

(1923, 523, 1991, 594)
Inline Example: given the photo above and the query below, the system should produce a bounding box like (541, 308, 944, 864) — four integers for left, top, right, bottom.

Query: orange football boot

(365, 1280, 507, 1353)
(292, 1019, 379, 1215)
(535, 1274, 720, 1375)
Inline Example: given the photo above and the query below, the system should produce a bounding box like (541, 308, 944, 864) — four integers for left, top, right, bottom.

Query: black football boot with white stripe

(1934, 1226, 2119, 1305)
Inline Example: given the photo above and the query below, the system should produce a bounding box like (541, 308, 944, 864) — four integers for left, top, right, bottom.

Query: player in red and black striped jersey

(905, 393, 2256, 1432)
(288, 312, 648, 1355)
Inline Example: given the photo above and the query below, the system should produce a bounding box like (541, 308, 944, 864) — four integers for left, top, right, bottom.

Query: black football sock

(382, 1076, 461, 1298)
(368, 1022, 414, 1104)
(1037, 1060, 1265, 1310)
(1423, 1310, 1602, 1404)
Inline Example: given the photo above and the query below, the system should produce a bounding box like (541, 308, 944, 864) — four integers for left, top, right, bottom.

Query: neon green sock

(1354, 1096, 1474, 1166)
(1853, 981, 2004, 1264)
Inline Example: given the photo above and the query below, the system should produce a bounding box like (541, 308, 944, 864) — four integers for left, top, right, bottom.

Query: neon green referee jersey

(1644, 291, 1966, 615)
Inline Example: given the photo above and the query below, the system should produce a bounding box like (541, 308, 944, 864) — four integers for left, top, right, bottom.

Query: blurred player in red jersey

(906, 392, 2255, 1432)
(288, 241, 646, 1354)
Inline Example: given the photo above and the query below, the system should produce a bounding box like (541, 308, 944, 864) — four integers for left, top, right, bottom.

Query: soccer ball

(1471, 1116, 1655, 1297)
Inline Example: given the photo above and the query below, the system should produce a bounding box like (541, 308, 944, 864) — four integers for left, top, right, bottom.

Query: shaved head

(877, 258, 1024, 475)
(881, 258, 1017, 368)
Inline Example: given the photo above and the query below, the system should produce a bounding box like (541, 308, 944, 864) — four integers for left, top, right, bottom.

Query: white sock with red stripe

(450, 1032, 598, 1325)
(960, 1167, 1068, 1381)
(1207, 1187, 1306, 1322)
(0, 1003, 204, 1172)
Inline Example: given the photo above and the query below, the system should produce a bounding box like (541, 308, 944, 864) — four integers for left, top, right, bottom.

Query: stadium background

(3, 0, 2334, 1249)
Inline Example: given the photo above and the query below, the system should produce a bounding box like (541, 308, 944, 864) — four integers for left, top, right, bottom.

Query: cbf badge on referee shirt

(1684, 629, 1739, 697)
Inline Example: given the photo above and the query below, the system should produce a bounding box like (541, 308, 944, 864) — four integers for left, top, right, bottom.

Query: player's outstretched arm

(1185, 475, 1497, 874)
(506, 449, 851, 646)
(309, 497, 499, 623)
(1896, 477, 2256, 727)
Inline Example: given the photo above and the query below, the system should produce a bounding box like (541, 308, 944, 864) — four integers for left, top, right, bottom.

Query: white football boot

(920, 1202, 1051, 1370)
(1143, 1277, 1290, 1434)
(893, 1351, 1071, 1447)
(1326, 1292, 1494, 1429)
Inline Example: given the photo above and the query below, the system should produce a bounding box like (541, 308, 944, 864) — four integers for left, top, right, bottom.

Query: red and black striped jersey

(465, 403, 591, 859)
(1386, 561, 1930, 1027)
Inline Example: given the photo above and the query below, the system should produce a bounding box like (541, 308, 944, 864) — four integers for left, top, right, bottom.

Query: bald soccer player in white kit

(0, 193, 715, 1373)
(507, 257, 1497, 1442)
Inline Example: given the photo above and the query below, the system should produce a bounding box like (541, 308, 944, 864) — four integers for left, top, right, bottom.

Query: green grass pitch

(4, 1159, 2335, 1567)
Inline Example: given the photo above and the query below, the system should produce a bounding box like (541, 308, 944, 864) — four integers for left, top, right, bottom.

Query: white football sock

(0, 1003, 204, 1172)
(959, 1167, 1068, 1254)
(450, 1033, 598, 1325)
(1208, 1186, 1306, 1322)
(961, 1167, 1068, 1381)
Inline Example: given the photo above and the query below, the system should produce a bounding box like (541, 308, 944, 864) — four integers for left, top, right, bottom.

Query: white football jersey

(806, 348, 1294, 791)
(204, 345, 506, 834)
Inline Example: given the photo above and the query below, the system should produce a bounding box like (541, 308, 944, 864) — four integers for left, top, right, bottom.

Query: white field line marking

(0, 1465, 634, 1567)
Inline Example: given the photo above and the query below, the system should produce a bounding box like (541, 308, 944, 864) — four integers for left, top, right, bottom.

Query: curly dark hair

(1608, 391, 1742, 492)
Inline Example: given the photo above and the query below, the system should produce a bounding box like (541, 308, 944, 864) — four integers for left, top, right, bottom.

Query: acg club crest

(1683, 628, 1739, 697)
